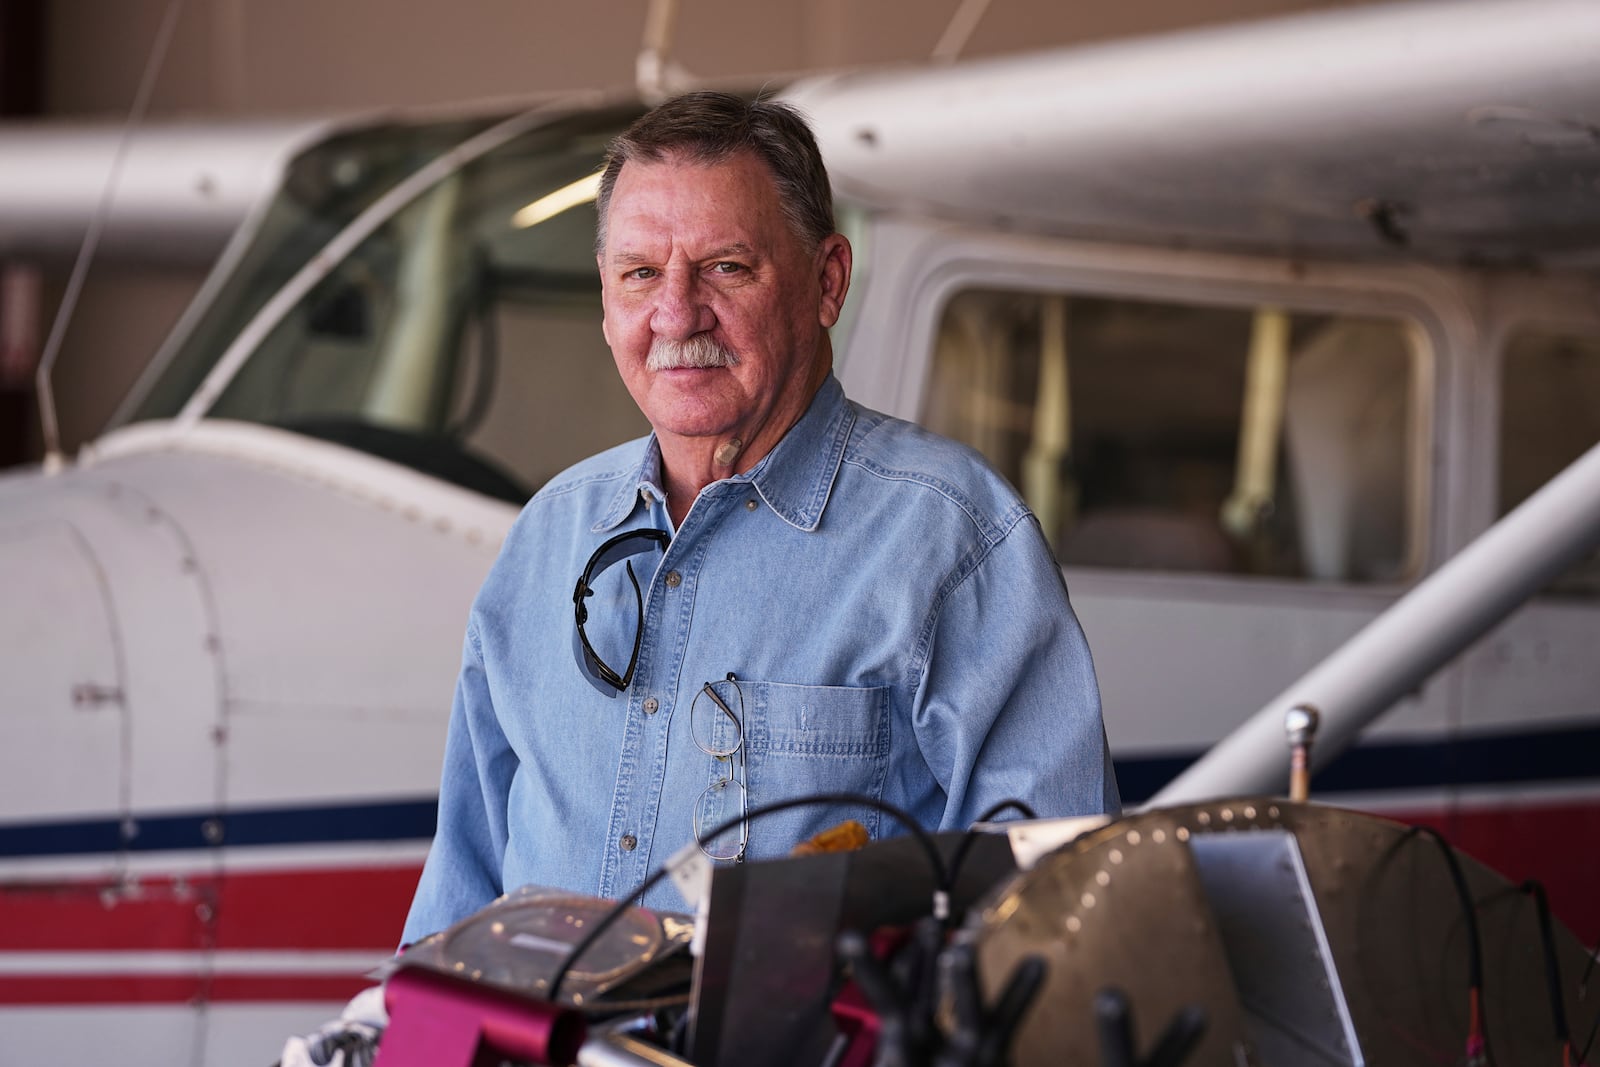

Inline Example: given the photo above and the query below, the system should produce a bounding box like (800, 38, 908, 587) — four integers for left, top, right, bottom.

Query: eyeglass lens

(691, 674, 747, 861)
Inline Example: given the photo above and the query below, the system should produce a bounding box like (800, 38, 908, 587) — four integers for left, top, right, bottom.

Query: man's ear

(816, 234, 852, 329)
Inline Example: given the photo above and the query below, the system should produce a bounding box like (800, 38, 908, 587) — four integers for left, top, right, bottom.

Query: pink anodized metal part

(375, 965, 587, 1067)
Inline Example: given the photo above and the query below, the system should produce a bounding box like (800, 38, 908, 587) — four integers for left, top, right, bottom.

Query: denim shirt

(402, 376, 1119, 943)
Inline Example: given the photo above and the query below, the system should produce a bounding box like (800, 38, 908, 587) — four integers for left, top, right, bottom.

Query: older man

(401, 92, 1118, 944)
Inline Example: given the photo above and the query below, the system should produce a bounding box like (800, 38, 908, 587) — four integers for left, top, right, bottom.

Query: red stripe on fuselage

(0, 974, 371, 1005)
(0, 864, 421, 952)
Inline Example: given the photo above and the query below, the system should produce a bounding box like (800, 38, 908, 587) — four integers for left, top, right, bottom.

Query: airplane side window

(1499, 330, 1600, 597)
(923, 289, 1419, 583)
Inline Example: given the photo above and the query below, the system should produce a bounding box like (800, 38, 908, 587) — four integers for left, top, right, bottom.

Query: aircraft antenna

(34, 0, 186, 474)
(636, 0, 683, 103)
(932, 0, 996, 62)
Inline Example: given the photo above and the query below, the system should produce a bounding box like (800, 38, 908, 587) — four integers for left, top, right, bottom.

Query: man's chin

(640, 390, 736, 435)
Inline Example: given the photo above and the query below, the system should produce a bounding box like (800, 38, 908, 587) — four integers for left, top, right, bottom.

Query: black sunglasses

(571, 528, 671, 695)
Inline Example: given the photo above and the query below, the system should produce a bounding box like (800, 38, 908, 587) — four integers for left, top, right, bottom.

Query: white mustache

(646, 334, 740, 371)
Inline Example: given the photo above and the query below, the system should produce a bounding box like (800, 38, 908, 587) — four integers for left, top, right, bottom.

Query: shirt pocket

(742, 680, 891, 854)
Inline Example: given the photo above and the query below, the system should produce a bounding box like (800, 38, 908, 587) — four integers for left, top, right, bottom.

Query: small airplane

(0, 0, 1597, 1062)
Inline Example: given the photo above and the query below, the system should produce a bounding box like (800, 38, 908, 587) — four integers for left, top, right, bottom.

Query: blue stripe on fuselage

(0, 722, 1594, 857)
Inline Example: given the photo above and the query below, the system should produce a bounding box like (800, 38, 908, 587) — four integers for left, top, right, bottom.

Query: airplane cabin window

(923, 289, 1420, 583)
(1498, 329, 1600, 597)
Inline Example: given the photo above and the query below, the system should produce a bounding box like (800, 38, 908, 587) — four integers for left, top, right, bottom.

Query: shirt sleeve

(400, 622, 515, 946)
(909, 512, 1121, 828)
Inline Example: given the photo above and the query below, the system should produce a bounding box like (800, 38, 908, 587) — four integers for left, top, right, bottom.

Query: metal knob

(1284, 703, 1320, 802)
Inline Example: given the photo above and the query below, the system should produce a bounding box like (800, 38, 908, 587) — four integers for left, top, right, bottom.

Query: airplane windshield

(122, 104, 649, 502)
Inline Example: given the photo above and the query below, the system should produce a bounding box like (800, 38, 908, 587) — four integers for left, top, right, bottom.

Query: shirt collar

(594, 374, 854, 534)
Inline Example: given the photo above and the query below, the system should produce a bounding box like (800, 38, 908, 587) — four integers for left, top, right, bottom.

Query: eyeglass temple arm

(702, 673, 740, 722)
(619, 559, 646, 686)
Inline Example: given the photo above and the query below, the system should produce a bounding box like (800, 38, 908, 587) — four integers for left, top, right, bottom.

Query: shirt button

(664, 570, 682, 588)
(642, 697, 659, 715)
(620, 833, 638, 852)
(745, 499, 758, 511)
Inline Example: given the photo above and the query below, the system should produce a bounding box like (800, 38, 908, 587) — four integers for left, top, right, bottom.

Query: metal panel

(1189, 831, 1361, 1066)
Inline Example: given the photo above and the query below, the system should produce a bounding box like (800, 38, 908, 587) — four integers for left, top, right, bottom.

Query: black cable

(944, 798, 1040, 912)
(977, 799, 1039, 822)
(1403, 826, 1484, 989)
(1582, 938, 1600, 1063)
(1518, 881, 1573, 1058)
(545, 862, 675, 1006)
(1400, 825, 1487, 1061)
(547, 791, 948, 1003)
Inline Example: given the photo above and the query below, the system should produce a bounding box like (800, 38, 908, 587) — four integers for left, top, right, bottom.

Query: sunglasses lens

(571, 624, 621, 697)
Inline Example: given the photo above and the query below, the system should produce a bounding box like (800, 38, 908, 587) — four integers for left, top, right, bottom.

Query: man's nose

(649, 269, 715, 339)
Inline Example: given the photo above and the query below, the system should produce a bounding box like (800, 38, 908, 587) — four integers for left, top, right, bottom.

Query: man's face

(598, 152, 850, 451)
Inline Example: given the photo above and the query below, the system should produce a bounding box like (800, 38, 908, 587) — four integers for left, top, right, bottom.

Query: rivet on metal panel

(1244, 805, 1257, 819)
(1176, 827, 1191, 842)
(1152, 829, 1166, 844)
(201, 818, 224, 844)
(1095, 870, 1110, 887)
(1220, 808, 1234, 822)
(1126, 830, 1141, 845)
(1109, 849, 1123, 865)
(1066, 915, 1082, 933)
(1197, 811, 1212, 826)
(72, 683, 124, 707)
(1081, 893, 1096, 908)
(1268, 805, 1281, 818)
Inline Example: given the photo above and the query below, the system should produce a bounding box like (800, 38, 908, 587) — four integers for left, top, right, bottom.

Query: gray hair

(595, 91, 835, 255)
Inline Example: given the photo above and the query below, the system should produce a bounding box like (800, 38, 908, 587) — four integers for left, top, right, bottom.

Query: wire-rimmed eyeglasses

(691, 673, 747, 862)
(571, 528, 670, 695)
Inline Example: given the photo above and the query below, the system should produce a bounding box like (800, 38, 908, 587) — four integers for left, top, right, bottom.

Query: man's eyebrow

(701, 243, 756, 260)
(609, 244, 759, 267)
